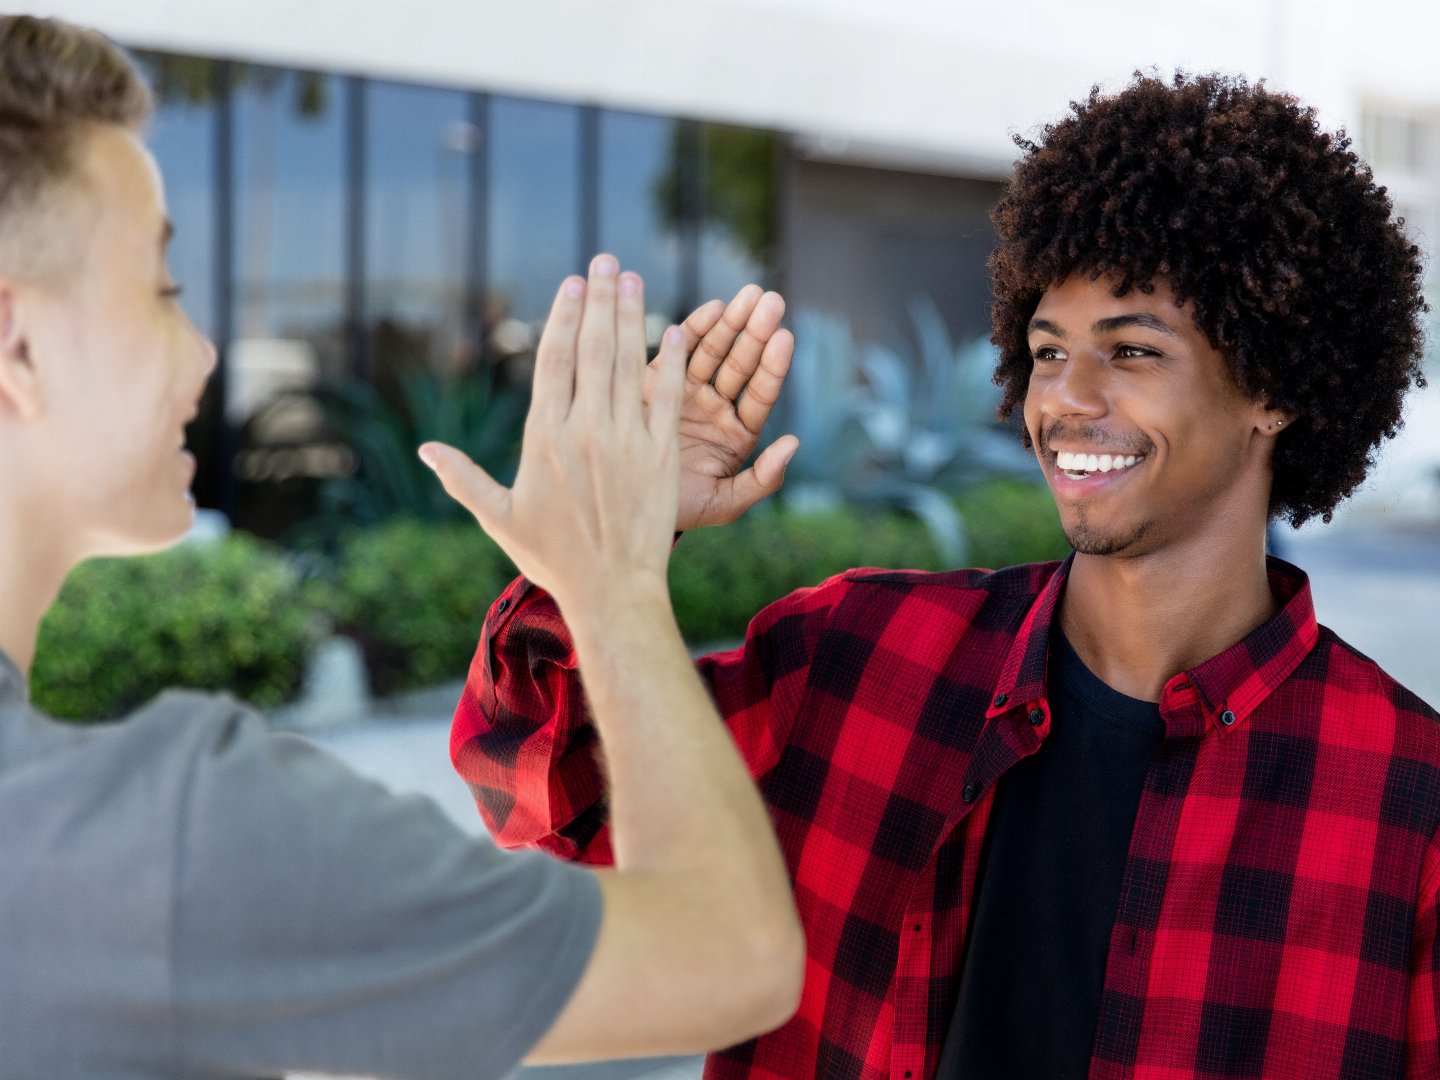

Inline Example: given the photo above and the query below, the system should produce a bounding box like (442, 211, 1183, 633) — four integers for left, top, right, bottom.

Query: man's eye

(1031, 346, 1063, 362)
(1117, 344, 1155, 358)
(161, 284, 184, 299)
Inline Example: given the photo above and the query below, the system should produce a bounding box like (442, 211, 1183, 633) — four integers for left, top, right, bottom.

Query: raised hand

(420, 254, 686, 613)
(644, 285, 799, 532)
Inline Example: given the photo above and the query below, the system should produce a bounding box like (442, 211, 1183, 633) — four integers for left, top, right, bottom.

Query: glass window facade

(487, 96, 581, 363)
(228, 66, 349, 535)
(700, 123, 779, 303)
(365, 81, 475, 378)
(599, 110, 685, 333)
(133, 48, 782, 536)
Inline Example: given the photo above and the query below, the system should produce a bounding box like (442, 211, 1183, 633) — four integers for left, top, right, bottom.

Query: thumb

(751, 435, 799, 494)
(713, 435, 799, 524)
(418, 441, 509, 534)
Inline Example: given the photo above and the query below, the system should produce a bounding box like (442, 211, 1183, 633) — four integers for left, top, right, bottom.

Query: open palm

(645, 285, 798, 532)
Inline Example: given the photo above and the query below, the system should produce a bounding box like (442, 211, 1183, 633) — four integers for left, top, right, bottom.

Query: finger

(418, 441, 509, 536)
(574, 253, 620, 418)
(715, 436, 799, 522)
(613, 271, 647, 424)
(736, 327, 795, 435)
(647, 326, 688, 442)
(530, 276, 586, 425)
(644, 298, 723, 404)
(686, 284, 762, 386)
(714, 290, 786, 403)
(676, 298, 726, 355)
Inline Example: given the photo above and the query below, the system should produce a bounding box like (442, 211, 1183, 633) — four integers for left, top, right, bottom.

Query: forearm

(565, 576, 793, 903)
(522, 576, 803, 1061)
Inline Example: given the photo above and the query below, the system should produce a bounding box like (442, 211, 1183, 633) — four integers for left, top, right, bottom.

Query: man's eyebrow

(1027, 312, 1180, 339)
(160, 219, 174, 252)
(1092, 312, 1179, 337)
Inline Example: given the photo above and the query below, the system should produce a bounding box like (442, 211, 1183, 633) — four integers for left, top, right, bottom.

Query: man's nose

(1041, 350, 1108, 420)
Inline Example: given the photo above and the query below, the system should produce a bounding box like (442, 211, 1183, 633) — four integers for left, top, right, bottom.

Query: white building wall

(23, 0, 1440, 175)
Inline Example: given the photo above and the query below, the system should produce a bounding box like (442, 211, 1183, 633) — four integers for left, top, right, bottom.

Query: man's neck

(0, 490, 75, 678)
(1058, 528, 1277, 703)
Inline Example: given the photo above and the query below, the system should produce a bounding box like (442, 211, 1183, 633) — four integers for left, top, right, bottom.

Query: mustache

(1040, 422, 1156, 458)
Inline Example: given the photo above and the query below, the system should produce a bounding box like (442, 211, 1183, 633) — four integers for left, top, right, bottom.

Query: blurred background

(16, 1, 1440, 1072)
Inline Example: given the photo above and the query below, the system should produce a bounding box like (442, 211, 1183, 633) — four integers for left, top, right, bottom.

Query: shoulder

(818, 560, 1062, 621)
(2, 688, 258, 812)
(1304, 627, 1440, 818)
(1306, 626, 1440, 738)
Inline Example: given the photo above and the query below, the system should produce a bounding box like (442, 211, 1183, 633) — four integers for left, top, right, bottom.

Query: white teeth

(1055, 450, 1145, 475)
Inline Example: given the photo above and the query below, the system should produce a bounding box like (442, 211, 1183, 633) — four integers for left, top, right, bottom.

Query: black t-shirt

(934, 632, 1164, 1079)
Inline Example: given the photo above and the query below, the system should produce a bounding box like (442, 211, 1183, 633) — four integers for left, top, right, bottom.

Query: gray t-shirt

(0, 653, 601, 1079)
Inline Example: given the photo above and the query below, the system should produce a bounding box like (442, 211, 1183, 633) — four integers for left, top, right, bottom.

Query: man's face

(19, 123, 216, 557)
(1022, 274, 1276, 558)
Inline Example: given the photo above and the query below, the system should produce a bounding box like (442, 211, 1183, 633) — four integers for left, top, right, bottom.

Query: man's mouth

(1054, 450, 1145, 480)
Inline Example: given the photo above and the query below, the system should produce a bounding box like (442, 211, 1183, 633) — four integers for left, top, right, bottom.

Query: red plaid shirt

(452, 557, 1440, 1079)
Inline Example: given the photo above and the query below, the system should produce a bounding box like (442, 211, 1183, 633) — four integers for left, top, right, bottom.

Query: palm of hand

(655, 286, 798, 533)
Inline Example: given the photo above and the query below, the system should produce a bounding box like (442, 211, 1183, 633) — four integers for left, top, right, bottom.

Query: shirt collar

(986, 555, 1320, 738)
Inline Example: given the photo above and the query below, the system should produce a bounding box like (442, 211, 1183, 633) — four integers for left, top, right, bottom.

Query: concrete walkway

(292, 519, 1440, 1080)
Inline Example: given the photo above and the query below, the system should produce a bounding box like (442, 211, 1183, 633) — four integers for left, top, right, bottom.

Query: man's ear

(1254, 401, 1297, 439)
(0, 282, 43, 421)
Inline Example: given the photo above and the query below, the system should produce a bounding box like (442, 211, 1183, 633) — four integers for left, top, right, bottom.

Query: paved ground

(293, 519, 1440, 1080)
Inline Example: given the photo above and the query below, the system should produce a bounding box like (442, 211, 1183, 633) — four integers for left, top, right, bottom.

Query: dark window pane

(230, 66, 348, 537)
(700, 123, 778, 300)
(133, 51, 223, 512)
(136, 52, 218, 339)
(365, 81, 475, 378)
(599, 110, 683, 329)
(487, 96, 580, 360)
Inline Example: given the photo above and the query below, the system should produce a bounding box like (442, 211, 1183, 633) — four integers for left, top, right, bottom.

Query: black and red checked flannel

(451, 556, 1440, 1079)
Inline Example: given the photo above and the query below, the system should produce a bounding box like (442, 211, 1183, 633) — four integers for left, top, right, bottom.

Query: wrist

(559, 570, 676, 643)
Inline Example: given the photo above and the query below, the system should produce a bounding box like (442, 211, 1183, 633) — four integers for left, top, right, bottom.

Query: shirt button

(1220, 709, 1237, 726)
(1028, 707, 1044, 727)
(993, 692, 1008, 707)
(496, 598, 511, 614)
(962, 782, 978, 802)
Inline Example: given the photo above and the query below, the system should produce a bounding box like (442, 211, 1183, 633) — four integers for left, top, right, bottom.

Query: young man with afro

(452, 72, 1438, 1079)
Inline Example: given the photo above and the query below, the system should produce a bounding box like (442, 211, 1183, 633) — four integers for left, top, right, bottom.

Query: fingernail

(781, 445, 798, 468)
(619, 273, 640, 296)
(564, 277, 584, 299)
(592, 254, 618, 277)
(664, 326, 684, 345)
(417, 444, 440, 471)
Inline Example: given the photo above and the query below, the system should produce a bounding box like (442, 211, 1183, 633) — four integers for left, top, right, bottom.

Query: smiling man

(455, 72, 1438, 1079)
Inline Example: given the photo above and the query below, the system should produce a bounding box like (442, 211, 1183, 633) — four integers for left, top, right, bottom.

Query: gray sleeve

(168, 706, 602, 1080)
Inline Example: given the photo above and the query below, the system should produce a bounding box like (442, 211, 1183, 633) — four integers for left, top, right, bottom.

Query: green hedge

(669, 479, 1068, 644)
(960, 478, 1070, 569)
(319, 519, 516, 697)
(29, 480, 1069, 719)
(31, 534, 316, 722)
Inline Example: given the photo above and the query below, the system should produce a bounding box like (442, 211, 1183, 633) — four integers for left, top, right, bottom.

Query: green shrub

(669, 504, 943, 644)
(32, 535, 316, 722)
(669, 479, 1069, 644)
(320, 518, 516, 696)
(957, 478, 1070, 569)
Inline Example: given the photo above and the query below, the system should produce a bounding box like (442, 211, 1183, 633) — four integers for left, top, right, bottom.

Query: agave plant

(314, 368, 526, 527)
(782, 296, 1038, 565)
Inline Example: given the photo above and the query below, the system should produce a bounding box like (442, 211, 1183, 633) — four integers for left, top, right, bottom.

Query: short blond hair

(0, 15, 152, 280)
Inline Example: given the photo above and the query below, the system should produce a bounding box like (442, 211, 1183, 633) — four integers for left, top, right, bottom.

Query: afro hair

(989, 71, 1429, 526)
